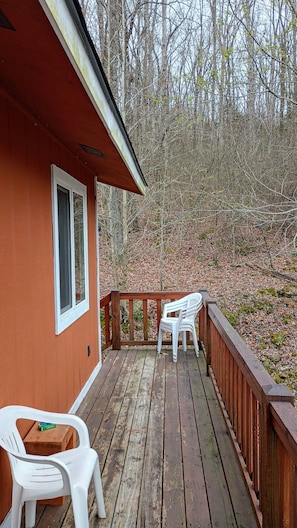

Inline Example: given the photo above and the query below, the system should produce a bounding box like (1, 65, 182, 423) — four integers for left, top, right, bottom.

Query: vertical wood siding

(0, 92, 100, 522)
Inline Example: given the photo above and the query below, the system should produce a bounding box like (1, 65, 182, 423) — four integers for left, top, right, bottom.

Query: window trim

(52, 165, 89, 334)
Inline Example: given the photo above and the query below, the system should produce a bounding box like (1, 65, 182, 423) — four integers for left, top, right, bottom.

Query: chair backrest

(181, 293, 203, 322)
(163, 292, 202, 321)
(0, 406, 31, 482)
(0, 406, 27, 456)
(0, 405, 72, 467)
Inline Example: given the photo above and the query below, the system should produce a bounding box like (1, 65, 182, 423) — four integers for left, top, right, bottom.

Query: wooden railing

(100, 288, 297, 528)
(100, 289, 191, 351)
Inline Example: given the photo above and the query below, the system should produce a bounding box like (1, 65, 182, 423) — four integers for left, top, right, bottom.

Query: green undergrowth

(121, 300, 146, 335)
(221, 284, 297, 398)
(221, 294, 274, 329)
(221, 286, 296, 344)
(261, 353, 297, 395)
(101, 301, 147, 336)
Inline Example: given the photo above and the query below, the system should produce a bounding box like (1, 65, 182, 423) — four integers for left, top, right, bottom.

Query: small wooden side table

(24, 422, 76, 505)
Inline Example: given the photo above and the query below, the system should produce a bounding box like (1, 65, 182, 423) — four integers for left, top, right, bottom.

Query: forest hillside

(99, 223, 297, 399)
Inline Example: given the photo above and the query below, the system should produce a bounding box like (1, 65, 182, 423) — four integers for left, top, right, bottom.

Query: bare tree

(81, 0, 297, 284)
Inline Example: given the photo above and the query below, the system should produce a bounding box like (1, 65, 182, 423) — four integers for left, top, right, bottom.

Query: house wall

(0, 91, 101, 522)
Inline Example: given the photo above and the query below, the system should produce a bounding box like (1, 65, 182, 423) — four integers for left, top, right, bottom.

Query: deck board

(179, 353, 211, 528)
(114, 352, 153, 526)
(163, 358, 186, 527)
(138, 350, 165, 527)
(188, 353, 238, 527)
(35, 347, 258, 528)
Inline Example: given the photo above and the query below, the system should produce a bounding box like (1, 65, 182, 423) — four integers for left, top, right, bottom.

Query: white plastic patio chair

(157, 292, 203, 362)
(0, 405, 106, 528)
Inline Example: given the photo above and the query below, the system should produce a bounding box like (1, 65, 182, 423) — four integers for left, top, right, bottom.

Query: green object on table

(38, 422, 56, 431)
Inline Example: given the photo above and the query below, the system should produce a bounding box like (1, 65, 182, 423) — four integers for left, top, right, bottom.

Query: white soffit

(38, 0, 146, 195)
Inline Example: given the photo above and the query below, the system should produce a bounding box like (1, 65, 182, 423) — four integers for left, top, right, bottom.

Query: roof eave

(39, 0, 147, 195)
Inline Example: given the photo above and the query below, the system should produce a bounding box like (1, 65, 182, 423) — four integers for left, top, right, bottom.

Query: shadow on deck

(35, 347, 258, 528)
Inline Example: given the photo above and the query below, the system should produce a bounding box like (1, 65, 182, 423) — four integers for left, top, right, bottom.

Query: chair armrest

(45, 413, 90, 447)
(163, 299, 186, 317)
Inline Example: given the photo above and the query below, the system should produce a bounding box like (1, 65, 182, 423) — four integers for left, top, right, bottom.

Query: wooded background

(80, 0, 297, 289)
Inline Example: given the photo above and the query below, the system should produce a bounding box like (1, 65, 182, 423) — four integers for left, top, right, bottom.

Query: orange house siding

(0, 92, 101, 522)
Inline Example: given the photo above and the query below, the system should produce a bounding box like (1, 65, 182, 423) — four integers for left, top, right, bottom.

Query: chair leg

(93, 460, 106, 518)
(157, 326, 163, 354)
(182, 331, 187, 352)
(172, 326, 179, 362)
(25, 501, 36, 528)
(11, 485, 24, 528)
(192, 329, 199, 357)
(71, 486, 89, 528)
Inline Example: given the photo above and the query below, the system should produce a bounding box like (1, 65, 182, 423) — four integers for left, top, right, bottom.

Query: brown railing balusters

(143, 299, 148, 340)
(129, 298, 134, 341)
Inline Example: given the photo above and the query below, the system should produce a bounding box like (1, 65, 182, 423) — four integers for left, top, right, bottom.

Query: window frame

(51, 165, 89, 334)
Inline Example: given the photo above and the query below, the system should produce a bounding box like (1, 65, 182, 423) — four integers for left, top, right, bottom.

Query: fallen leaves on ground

(99, 228, 297, 399)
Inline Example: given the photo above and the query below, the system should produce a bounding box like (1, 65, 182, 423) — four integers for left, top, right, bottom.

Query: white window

(52, 165, 89, 334)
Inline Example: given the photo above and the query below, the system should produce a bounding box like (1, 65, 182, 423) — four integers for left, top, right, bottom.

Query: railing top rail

(118, 291, 192, 301)
(100, 292, 111, 307)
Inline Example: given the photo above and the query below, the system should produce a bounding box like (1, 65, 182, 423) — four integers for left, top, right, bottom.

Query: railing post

(260, 384, 294, 528)
(199, 287, 216, 376)
(111, 289, 121, 350)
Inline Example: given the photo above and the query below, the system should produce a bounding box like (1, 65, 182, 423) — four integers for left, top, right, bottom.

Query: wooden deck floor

(35, 348, 258, 528)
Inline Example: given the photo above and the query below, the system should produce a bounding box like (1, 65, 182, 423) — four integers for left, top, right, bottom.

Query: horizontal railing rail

(100, 287, 297, 528)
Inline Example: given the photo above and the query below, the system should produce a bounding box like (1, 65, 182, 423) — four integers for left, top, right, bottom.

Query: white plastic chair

(157, 292, 203, 362)
(0, 405, 106, 528)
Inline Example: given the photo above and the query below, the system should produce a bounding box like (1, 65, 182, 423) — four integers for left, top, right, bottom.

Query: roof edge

(38, 0, 147, 195)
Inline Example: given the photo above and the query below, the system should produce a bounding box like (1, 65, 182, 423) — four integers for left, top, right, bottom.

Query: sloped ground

(99, 226, 297, 398)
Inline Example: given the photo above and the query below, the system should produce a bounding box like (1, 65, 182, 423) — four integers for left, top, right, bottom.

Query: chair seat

(159, 316, 180, 329)
(161, 316, 194, 326)
(52, 447, 98, 489)
(18, 463, 64, 493)
(18, 447, 97, 498)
